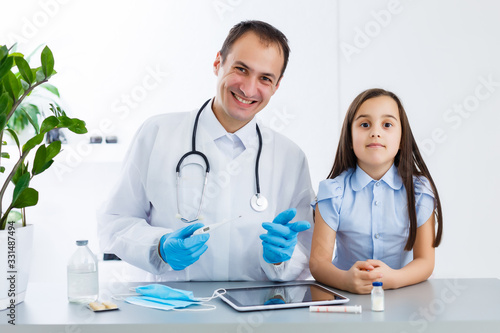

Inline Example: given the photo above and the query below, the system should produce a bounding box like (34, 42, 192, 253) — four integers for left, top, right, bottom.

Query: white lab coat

(98, 101, 315, 282)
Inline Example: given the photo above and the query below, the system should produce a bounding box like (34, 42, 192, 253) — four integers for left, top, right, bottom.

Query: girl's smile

(366, 143, 385, 148)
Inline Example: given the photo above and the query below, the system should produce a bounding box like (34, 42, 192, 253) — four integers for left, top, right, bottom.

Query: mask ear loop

(196, 288, 226, 302)
(174, 288, 227, 312)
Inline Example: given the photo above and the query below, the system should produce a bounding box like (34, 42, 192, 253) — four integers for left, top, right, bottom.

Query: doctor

(98, 20, 314, 281)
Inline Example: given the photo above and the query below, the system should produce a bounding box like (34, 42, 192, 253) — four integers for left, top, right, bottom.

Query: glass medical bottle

(67, 240, 99, 303)
(371, 281, 384, 311)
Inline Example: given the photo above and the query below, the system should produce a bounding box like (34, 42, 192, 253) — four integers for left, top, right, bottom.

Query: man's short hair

(219, 20, 290, 80)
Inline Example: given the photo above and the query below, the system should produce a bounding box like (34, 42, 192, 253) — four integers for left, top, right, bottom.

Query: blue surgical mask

(115, 284, 225, 312)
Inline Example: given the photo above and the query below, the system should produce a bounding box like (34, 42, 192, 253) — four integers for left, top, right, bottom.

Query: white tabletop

(1, 278, 499, 333)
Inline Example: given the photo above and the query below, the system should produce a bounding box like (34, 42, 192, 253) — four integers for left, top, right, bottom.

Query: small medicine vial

(67, 240, 99, 303)
(371, 282, 384, 311)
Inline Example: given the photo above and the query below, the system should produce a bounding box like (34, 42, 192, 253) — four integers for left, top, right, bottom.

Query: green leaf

(32, 144, 47, 175)
(22, 132, 44, 154)
(7, 103, 41, 133)
(8, 53, 24, 58)
(40, 115, 59, 134)
(38, 159, 53, 175)
(13, 172, 30, 204)
(1, 152, 9, 159)
(5, 128, 20, 150)
(20, 79, 29, 91)
(46, 140, 61, 160)
(56, 115, 88, 134)
(41, 46, 54, 79)
(20, 105, 40, 134)
(0, 92, 13, 115)
(0, 45, 8, 63)
(15, 56, 34, 84)
(0, 56, 14, 81)
(0, 166, 5, 173)
(57, 115, 71, 127)
(7, 211, 22, 223)
(35, 68, 45, 83)
(33, 144, 57, 175)
(12, 162, 27, 185)
(41, 83, 59, 97)
(67, 118, 88, 134)
(50, 103, 65, 117)
(12, 187, 38, 209)
(2, 71, 21, 101)
(0, 114, 6, 132)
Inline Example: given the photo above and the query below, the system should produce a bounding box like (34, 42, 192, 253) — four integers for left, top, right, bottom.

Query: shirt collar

(200, 98, 258, 149)
(351, 164, 403, 191)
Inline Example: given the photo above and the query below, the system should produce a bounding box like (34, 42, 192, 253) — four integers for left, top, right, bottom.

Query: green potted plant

(0, 44, 87, 310)
(7, 45, 63, 141)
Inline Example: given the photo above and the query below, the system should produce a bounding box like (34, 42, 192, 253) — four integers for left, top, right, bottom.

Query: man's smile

(232, 91, 255, 104)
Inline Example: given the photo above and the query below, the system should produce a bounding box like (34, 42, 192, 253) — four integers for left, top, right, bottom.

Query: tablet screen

(219, 282, 349, 311)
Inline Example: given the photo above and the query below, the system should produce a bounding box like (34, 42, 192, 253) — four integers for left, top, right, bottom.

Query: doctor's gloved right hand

(159, 223, 209, 271)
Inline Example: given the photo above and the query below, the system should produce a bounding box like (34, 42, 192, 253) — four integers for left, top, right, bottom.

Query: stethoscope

(175, 99, 268, 223)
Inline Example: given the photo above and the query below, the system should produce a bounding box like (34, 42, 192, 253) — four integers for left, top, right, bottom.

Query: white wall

(1, 0, 498, 283)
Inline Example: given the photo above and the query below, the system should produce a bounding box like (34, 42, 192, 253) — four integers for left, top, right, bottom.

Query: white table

(1, 278, 499, 333)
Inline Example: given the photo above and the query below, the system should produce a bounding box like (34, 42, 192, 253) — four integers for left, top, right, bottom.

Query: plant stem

(0, 202, 15, 230)
(0, 129, 3, 216)
(6, 80, 48, 122)
(0, 146, 28, 228)
(0, 130, 2, 216)
(0, 79, 47, 225)
(0, 79, 47, 166)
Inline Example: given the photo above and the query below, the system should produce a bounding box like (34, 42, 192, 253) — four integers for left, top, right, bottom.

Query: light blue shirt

(313, 164, 435, 270)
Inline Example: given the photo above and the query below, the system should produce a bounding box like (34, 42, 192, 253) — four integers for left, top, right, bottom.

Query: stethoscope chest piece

(177, 98, 269, 222)
(251, 194, 268, 212)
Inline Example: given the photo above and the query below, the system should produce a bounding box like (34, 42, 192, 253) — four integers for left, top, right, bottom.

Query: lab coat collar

(200, 98, 258, 149)
(351, 164, 402, 191)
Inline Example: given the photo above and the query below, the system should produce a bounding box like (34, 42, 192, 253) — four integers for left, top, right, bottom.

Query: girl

(310, 88, 443, 294)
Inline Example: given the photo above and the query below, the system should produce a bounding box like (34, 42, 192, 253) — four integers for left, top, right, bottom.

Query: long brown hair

(328, 88, 443, 250)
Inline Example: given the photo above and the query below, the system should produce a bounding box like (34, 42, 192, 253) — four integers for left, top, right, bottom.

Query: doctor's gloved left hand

(159, 223, 209, 271)
(260, 208, 311, 264)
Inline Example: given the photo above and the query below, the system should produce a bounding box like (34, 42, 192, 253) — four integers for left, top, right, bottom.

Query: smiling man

(213, 27, 284, 132)
(98, 21, 315, 282)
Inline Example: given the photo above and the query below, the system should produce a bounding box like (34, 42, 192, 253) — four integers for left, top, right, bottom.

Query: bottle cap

(372, 282, 383, 287)
(76, 240, 88, 246)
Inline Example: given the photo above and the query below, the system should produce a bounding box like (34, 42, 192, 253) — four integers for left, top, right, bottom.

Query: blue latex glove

(260, 208, 311, 264)
(159, 223, 209, 271)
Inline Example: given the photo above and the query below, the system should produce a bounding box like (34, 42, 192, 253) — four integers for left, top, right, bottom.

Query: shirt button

(375, 233, 380, 239)
(374, 201, 379, 206)
(375, 182, 380, 187)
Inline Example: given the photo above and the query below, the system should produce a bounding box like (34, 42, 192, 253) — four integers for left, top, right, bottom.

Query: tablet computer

(218, 282, 349, 311)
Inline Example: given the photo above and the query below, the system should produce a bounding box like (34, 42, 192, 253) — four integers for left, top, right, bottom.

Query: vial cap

(76, 240, 88, 246)
(373, 282, 383, 287)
